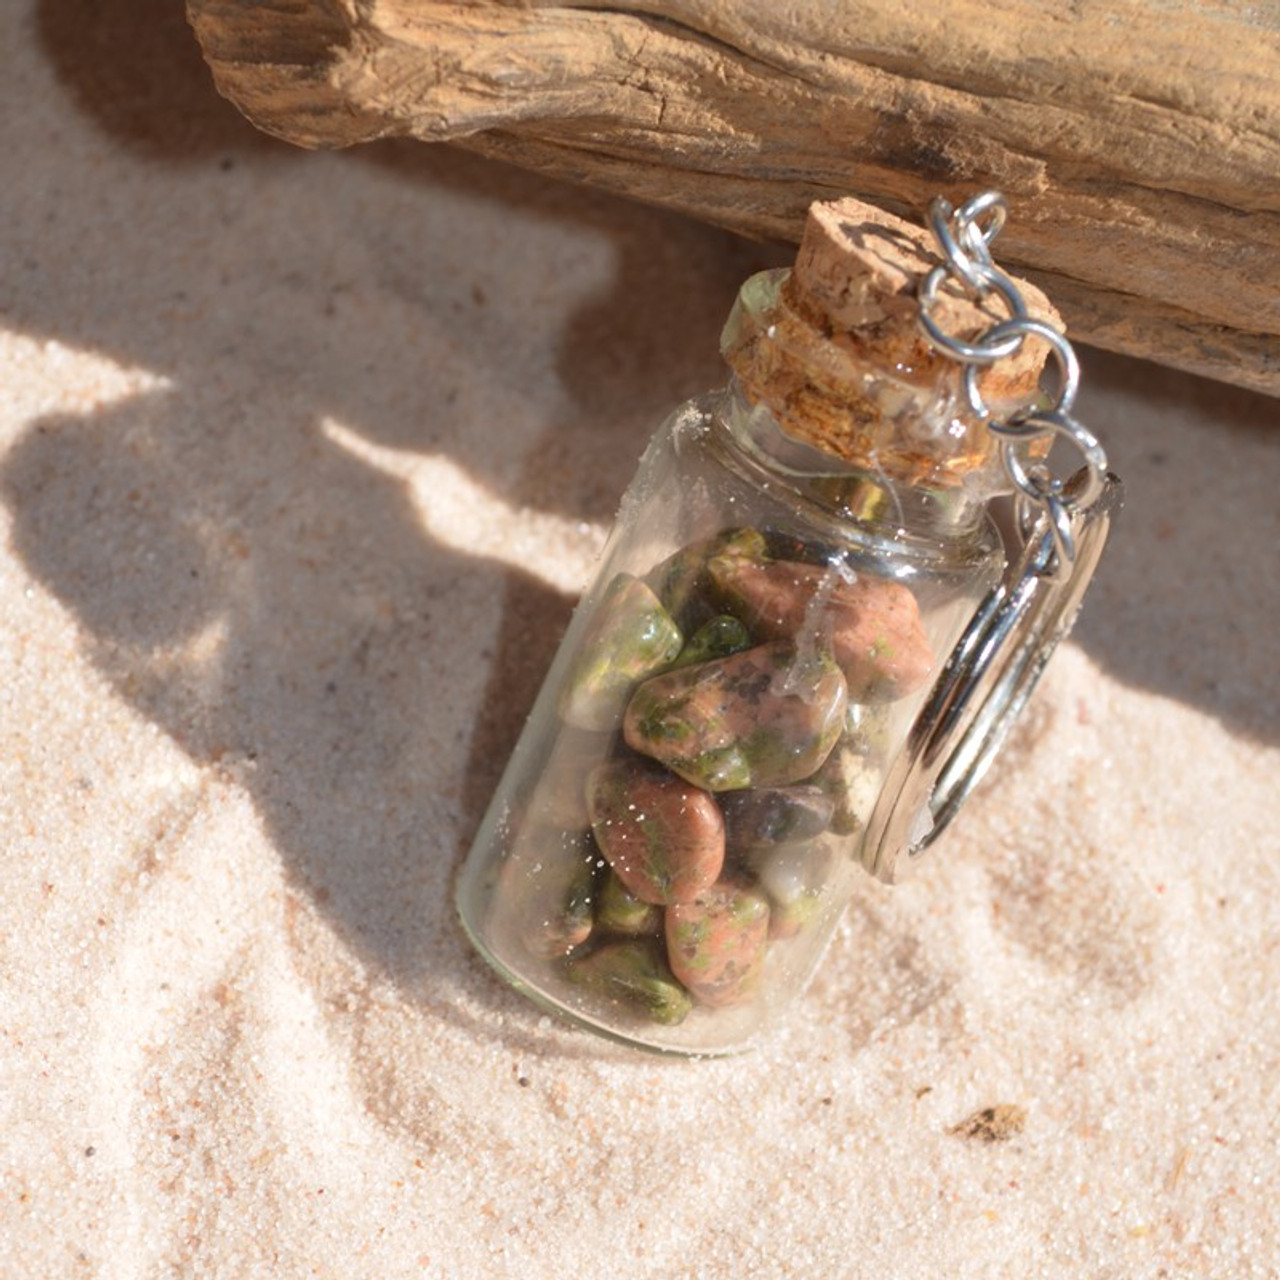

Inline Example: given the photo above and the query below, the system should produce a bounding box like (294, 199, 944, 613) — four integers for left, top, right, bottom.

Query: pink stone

(708, 555, 934, 701)
(665, 877, 771, 1007)
(623, 642, 847, 791)
(587, 760, 725, 905)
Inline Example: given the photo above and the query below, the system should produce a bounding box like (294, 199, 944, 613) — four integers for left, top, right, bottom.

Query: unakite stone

(560, 574, 683, 731)
(567, 940, 693, 1026)
(648, 527, 767, 630)
(665, 877, 771, 1007)
(721, 785, 833, 853)
(587, 760, 725, 905)
(500, 831, 599, 960)
(707, 555, 934, 702)
(748, 840, 835, 940)
(623, 642, 847, 791)
(672, 615, 752, 669)
(596, 867, 663, 936)
(761, 527, 839, 566)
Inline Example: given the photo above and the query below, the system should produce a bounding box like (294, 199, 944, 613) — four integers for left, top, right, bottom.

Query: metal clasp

(862, 467, 1123, 882)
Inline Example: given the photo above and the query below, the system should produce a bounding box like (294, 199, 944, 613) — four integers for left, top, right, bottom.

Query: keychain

(455, 192, 1121, 1054)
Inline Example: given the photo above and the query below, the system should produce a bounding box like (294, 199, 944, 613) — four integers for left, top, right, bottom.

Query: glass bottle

(455, 196, 1112, 1054)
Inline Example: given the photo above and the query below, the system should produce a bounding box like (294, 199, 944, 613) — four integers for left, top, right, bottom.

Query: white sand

(3, 8, 1279, 1276)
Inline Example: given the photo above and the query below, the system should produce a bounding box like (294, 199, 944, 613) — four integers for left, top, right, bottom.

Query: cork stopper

(721, 197, 1061, 490)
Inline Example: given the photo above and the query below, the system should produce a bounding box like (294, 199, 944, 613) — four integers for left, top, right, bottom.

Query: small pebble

(561, 574, 683, 731)
(708, 555, 933, 701)
(648, 527, 766, 630)
(587, 760, 725, 905)
(567, 939, 693, 1025)
(666, 876, 771, 1007)
(947, 1104, 1028, 1143)
(596, 867, 663, 936)
(721, 785, 833, 852)
(623, 642, 847, 791)
(672, 614, 752, 669)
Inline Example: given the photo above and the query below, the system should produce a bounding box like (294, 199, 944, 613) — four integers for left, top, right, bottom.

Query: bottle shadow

(3, 381, 543, 980)
(10, 0, 782, 1056)
(1069, 349, 1278, 746)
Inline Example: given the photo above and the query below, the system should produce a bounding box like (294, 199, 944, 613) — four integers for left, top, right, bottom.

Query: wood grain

(187, 0, 1280, 394)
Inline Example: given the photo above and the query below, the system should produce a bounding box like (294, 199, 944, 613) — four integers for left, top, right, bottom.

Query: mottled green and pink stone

(508, 526, 935, 1024)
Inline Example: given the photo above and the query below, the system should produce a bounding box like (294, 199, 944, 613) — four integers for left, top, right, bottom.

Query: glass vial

(456, 199, 1058, 1054)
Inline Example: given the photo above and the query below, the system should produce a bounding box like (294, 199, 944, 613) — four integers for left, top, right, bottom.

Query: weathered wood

(187, 0, 1280, 395)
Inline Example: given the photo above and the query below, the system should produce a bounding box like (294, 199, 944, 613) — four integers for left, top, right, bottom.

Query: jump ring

(966, 319, 1080, 420)
(953, 191, 1008, 263)
(995, 408, 1108, 509)
(1040, 493, 1077, 578)
(1001, 442, 1055, 508)
(919, 265, 1028, 368)
(928, 199, 991, 295)
(1017, 495, 1075, 581)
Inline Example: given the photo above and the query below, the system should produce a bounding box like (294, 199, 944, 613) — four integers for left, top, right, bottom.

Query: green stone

(647, 527, 767, 631)
(665, 877, 771, 1007)
(596, 867, 663, 936)
(560, 574, 683, 732)
(567, 939, 693, 1026)
(672, 615, 753, 669)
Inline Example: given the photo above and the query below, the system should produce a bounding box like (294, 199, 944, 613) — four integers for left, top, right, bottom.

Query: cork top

(721, 197, 1061, 490)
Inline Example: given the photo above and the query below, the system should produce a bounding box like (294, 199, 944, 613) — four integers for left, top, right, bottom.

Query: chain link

(917, 193, 1110, 579)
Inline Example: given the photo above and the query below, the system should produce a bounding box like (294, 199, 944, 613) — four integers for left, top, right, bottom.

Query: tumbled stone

(721, 785, 833, 853)
(519, 727, 613, 833)
(567, 939, 693, 1026)
(596, 867, 663, 936)
(707, 555, 933, 701)
(810, 743, 883, 837)
(666, 877, 771, 1007)
(843, 701, 892, 758)
(499, 830, 599, 960)
(560, 574, 683, 731)
(623, 642, 847, 791)
(672, 615, 752, 669)
(587, 760, 725, 905)
(648, 527, 767, 630)
(761, 526, 840, 566)
(748, 840, 835, 940)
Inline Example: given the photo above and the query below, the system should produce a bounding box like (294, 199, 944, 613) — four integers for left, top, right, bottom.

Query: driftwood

(187, 0, 1280, 396)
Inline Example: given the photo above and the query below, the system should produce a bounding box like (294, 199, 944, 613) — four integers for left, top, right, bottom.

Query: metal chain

(917, 192, 1109, 579)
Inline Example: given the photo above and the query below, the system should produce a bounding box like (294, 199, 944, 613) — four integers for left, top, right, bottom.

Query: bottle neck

(720, 268, 1036, 504)
(714, 380, 994, 548)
